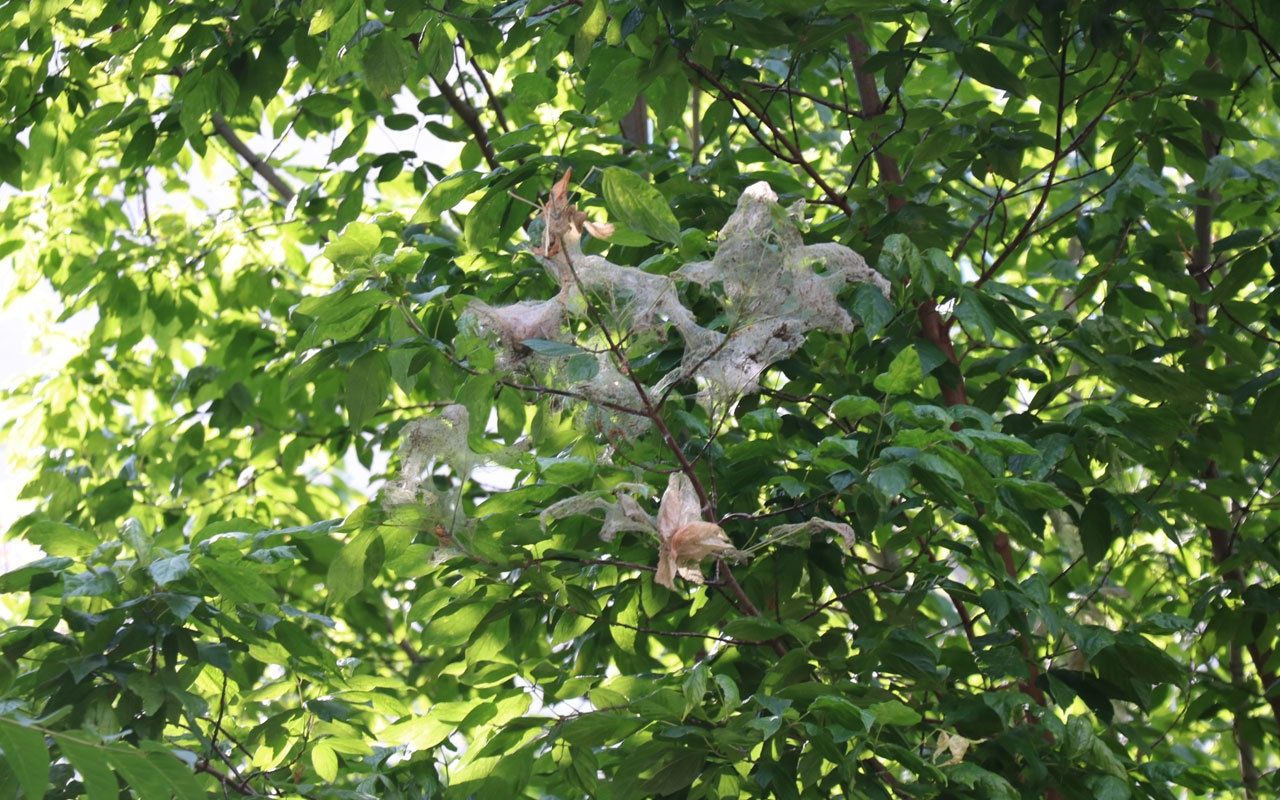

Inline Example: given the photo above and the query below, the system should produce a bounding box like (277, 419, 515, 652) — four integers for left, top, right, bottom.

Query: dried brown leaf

(653, 474, 740, 589)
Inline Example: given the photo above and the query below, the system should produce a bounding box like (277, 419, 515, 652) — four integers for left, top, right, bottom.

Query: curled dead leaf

(933, 730, 974, 766)
(529, 169, 613, 259)
(653, 473, 743, 590)
(656, 521, 737, 590)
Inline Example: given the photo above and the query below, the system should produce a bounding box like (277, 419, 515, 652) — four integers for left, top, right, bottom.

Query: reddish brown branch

(170, 66, 296, 203)
(846, 22, 968, 407)
(620, 95, 650, 148)
(1187, 53, 1280, 778)
(431, 75, 499, 170)
(845, 31, 904, 210)
(469, 57, 511, 134)
(846, 30, 1061, 796)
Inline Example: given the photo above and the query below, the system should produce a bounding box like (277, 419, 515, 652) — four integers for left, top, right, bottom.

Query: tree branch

(469, 58, 511, 134)
(1188, 49, 1280, 767)
(431, 75, 500, 170)
(679, 54, 853, 214)
(846, 21, 969, 407)
(551, 237, 783, 653)
(195, 759, 259, 796)
(620, 95, 650, 149)
(173, 65, 295, 203)
(845, 30, 904, 210)
(210, 113, 296, 203)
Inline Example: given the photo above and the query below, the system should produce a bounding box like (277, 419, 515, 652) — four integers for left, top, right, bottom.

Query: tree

(2, 0, 1279, 797)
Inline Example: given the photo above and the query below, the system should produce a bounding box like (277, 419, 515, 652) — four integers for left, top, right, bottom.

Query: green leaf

(198, 559, 278, 605)
(851, 283, 894, 341)
(601, 167, 681, 245)
(947, 763, 1019, 800)
(196, 642, 233, 672)
(0, 140, 21, 187)
(107, 744, 204, 800)
(323, 222, 383, 266)
(999, 479, 1067, 509)
(326, 530, 375, 605)
(956, 46, 1027, 97)
(570, 745, 599, 794)
(463, 187, 524, 253)
(0, 717, 50, 800)
(346, 350, 391, 430)
(831, 394, 880, 420)
(1089, 774, 1131, 800)
(416, 170, 483, 223)
(874, 346, 922, 394)
(312, 742, 339, 782)
(808, 695, 865, 729)
(574, 0, 608, 67)
(721, 617, 788, 642)
(869, 462, 912, 497)
(536, 455, 594, 484)
(558, 712, 644, 746)
(565, 352, 600, 382)
(1177, 489, 1230, 529)
(384, 713, 461, 751)
(363, 34, 410, 97)
(22, 522, 99, 557)
(713, 674, 741, 718)
(120, 517, 152, 561)
(868, 700, 922, 726)
(640, 748, 704, 796)
(916, 451, 963, 485)
(1079, 491, 1116, 566)
(0, 557, 72, 593)
(53, 734, 117, 800)
(122, 121, 157, 170)
(682, 663, 708, 713)
(147, 555, 191, 587)
(300, 93, 349, 116)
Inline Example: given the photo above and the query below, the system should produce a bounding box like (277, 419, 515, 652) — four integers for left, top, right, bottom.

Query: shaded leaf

(602, 167, 681, 245)
(0, 717, 49, 800)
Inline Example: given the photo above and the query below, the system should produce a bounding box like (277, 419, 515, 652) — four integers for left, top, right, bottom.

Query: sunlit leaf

(601, 167, 681, 245)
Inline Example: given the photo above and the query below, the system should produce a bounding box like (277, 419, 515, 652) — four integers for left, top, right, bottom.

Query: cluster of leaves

(3, 0, 1280, 798)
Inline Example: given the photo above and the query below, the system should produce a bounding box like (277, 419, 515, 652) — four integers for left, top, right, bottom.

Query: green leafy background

(1, 0, 1279, 798)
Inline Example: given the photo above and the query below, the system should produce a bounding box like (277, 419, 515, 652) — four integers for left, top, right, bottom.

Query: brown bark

(209, 114, 297, 203)
(431, 76, 499, 170)
(1188, 49, 1276, 788)
(848, 23, 1061, 799)
(620, 95, 649, 148)
(846, 27, 968, 407)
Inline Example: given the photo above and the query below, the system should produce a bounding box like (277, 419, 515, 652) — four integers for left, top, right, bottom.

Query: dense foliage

(3, 0, 1280, 797)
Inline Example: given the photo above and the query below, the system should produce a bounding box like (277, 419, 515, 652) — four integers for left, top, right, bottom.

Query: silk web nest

(461, 180, 891, 435)
(401, 179, 880, 586)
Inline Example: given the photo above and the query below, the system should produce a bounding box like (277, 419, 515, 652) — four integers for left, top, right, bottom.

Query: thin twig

(740, 78, 860, 116)
(680, 54, 853, 214)
(195, 759, 259, 796)
(972, 48, 1143, 289)
(469, 57, 511, 133)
